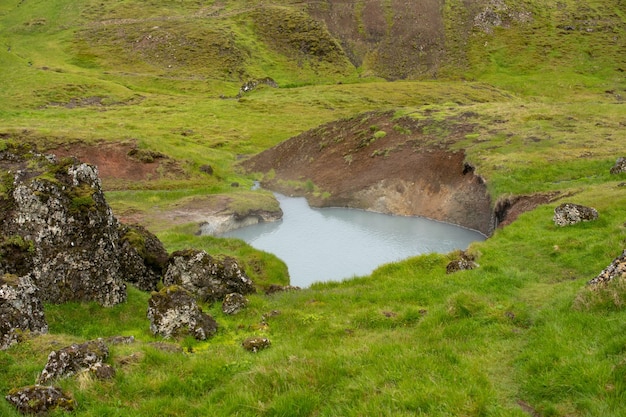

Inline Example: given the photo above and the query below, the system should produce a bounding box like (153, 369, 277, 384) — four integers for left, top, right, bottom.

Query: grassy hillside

(1, 0, 626, 416)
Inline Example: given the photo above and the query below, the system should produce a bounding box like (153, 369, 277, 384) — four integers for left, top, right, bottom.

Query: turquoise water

(221, 193, 485, 287)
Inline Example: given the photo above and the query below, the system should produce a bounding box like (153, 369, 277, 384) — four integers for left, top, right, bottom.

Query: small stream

(220, 193, 486, 287)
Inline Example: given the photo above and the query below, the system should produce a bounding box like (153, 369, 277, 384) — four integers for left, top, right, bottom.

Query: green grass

(2, 0, 626, 415)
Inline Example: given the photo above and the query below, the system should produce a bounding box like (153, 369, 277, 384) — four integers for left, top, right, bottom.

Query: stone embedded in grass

(587, 249, 626, 287)
(610, 157, 626, 174)
(147, 285, 218, 341)
(37, 339, 109, 384)
(222, 292, 249, 315)
(5, 385, 75, 415)
(0, 274, 48, 350)
(446, 251, 478, 274)
(553, 203, 598, 226)
(264, 284, 301, 295)
(242, 336, 271, 353)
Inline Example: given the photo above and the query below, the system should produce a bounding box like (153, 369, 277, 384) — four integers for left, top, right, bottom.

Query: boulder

(610, 157, 626, 174)
(163, 249, 255, 303)
(0, 274, 48, 350)
(118, 223, 169, 291)
(37, 339, 109, 384)
(0, 151, 126, 306)
(587, 249, 626, 287)
(242, 336, 271, 353)
(553, 203, 598, 226)
(222, 292, 248, 315)
(5, 385, 75, 414)
(147, 286, 218, 340)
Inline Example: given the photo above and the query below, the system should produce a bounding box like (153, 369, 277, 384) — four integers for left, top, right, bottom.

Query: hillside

(1, 0, 626, 416)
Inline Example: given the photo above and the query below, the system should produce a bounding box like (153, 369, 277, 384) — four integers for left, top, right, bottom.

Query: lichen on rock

(553, 203, 599, 227)
(163, 249, 255, 303)
(0, 274, 48, 350)
(37, 338, 109, 384)
(147, 285, 218, 340)
(5, 385, 76, 415)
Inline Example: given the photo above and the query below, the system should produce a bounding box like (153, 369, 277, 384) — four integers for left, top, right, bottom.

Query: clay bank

(241, 110, 507, 236)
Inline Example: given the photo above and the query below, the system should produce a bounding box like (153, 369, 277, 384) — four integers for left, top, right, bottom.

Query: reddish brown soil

(241, 110, 559, 235)
(241, 110, 495, 234)
(49, 142, 162, 183)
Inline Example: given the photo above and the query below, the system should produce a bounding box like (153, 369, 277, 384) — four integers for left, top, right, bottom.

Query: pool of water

(220, 193, 485, 287)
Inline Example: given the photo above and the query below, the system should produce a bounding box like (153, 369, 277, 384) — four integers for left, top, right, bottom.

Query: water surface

(221, 194, 485, 287)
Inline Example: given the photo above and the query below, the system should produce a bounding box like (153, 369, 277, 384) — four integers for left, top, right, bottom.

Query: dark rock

(147, 286, 218, 340)
(446, 251, 478, 274)
(242, 336, 271, 353)
(37, 339, 109, 384)
(5, 385, 76, 414)
(163, 250, 255, 303)
(553, 203, 598, 226)
(264, 284, 301, 295)
(587, 249, 626, 287)
(610, 157, 626, 174)
(2, 155, 126, 306)
(118, 223, 169, 292)
(0, 274, 48, 350)
(87, 362, 116, 380)
(199, 164, 213, 175)
(222, 292, 248, 315)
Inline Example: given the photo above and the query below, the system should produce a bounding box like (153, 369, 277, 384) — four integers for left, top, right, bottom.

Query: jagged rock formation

(0, 147, 126, 306)
(0, 144, 178, 306)
(5, 385, 76, 415)
(147, 285, 218, 340)
(37, 339, 109, 384)
(0, 274, 48, 350)
(553, 203, 599, 227)
(163, 249, 255, 303)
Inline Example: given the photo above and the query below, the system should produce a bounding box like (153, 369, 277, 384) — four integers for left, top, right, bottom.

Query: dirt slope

(241, 110, 495, 235)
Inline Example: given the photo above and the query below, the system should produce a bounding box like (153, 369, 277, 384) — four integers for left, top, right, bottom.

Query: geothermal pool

(221, 193, 485, 287)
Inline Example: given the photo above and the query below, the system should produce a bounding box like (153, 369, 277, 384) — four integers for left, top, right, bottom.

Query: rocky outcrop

(610, 157, 626, 174)
(118, 223, 169, 291)
(0, 274, 48, 350)
(553, 203, 599, 226)
(163, 249, 255, 303)
(37, 339, 109, 384)
(5, 385, 76, 414)
(147, 286, 218, 340)
(0, 149, 127, 306)
(587, 250, 626, 287)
